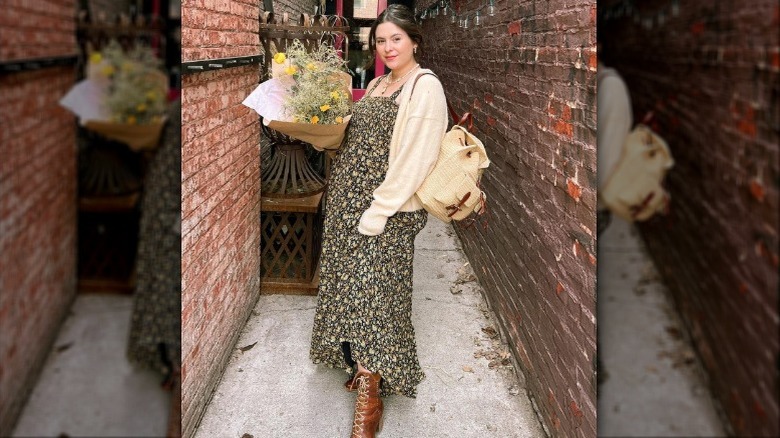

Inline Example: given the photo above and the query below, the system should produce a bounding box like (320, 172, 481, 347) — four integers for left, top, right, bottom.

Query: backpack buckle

(446, 192, 472, 217)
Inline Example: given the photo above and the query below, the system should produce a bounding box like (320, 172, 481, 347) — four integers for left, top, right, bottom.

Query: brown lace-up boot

(345, 374, 358, 392)
(351, 369, 383, 437)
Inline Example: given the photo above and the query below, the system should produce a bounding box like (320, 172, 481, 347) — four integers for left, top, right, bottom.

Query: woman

(309, 4, 448, 437)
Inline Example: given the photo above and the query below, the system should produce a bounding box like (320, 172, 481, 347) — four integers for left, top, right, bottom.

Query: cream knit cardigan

(357, 68, 448, 236)
(597, 63, 633, 210)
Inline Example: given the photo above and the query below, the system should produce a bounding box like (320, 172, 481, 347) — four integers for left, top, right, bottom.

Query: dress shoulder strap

(366, 75, 388, 96)
(389, 85, 404, 99)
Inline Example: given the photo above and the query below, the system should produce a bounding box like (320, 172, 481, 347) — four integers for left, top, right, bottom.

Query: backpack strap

(409, 72, 474, 132)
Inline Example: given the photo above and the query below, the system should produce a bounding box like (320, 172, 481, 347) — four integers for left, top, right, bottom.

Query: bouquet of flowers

(242, 39, 352, 150)
(60, 40, 169, 151)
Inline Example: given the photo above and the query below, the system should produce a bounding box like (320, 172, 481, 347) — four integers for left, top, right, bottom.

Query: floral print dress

(309, 79, 427, 398)
(127, 100, 181, 376)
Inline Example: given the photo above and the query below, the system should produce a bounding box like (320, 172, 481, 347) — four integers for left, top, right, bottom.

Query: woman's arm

(597, 74, 633, 190)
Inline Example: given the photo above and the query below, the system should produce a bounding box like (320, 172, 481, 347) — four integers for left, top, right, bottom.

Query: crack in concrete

(252, 306, 317, 315)
(416, 248, 462, 252)
(413, 296, 482, 308)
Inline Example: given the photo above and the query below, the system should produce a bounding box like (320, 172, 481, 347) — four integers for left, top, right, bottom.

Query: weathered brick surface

(417, 1, 598, 437)
(0, 3, 78, 432)
(599, 1, 779, 436)
(180, 1, 314, 436)
(182, 0, 317, 62)
(181, 67, 262, 438)
(0, 0, 78, 60)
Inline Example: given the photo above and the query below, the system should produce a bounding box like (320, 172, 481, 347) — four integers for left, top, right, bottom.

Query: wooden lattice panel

(260, 193, 323, 294)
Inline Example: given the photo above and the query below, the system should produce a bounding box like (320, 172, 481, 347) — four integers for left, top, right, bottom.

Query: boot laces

(352, 375, 370, 434)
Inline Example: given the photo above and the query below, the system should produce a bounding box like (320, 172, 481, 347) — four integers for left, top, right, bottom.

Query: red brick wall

(180, 0, 314, 436)
(599, 1, 779, 436)
(417, 1, 598, 437)
(0, 1, 78, 435)
(0, 0, 77, 60)
(181, 65, 262, 438)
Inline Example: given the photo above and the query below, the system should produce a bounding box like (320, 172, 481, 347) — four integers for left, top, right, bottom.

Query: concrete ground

(597, 216, 727, 437)
(12, 294, 171, 438)
(193, 217, 545, 438)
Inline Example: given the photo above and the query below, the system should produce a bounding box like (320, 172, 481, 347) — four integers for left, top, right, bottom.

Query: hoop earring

(414, 46, 417, 54)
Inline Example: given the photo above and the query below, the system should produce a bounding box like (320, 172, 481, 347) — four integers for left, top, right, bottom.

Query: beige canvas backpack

(409, 73, 491, 224)
(415, 122, 490, 223)
(600, 124, 674, 222)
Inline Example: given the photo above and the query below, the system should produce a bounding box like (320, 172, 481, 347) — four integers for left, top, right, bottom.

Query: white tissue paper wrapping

(59, 79, 111, 124)
(241, 76, 295, 125)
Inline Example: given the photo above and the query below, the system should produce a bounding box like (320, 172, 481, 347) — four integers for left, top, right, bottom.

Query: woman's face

(375, 22, 417, 72)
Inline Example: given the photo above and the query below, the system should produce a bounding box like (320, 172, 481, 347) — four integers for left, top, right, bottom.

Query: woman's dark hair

(368, 4, 423, 59)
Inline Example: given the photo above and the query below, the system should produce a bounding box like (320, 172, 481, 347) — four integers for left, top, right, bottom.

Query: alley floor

(11, 294, 171, 437)
(8, 216, 732, 437)
(193, 218, 546, 438)
(597, 216, 727, 436)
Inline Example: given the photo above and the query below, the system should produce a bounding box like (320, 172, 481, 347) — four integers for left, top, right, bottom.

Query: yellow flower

(136, 103, 147, 112)
(145, 91, 158, 101)
(284, 65, 298, 75)
(273, 52, 286, 64)
(336, 116, 343, 123)
(89, 53, 102, 64)
(101, 65, 115, 76)
(310, 115, 320, 124)
(330, 91, 340, 100)
(127, 115, 137, 125)
(306, 62, 317, 71)
(320, 104, 331, 112)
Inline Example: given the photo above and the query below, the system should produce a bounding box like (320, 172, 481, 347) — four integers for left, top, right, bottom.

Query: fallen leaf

(241, 434, 254, 438)
(674, 350, 696, 368)
(638, 262, 660, 284)
(455, 264, 478, 284)
(481, 326, 498, 339)
(450, 285, 463, 295)
(665, 326, 682, 340)
(56, 342, 73, 353)
(462, 365, 474, 373)
(239, 342, 257, 352)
